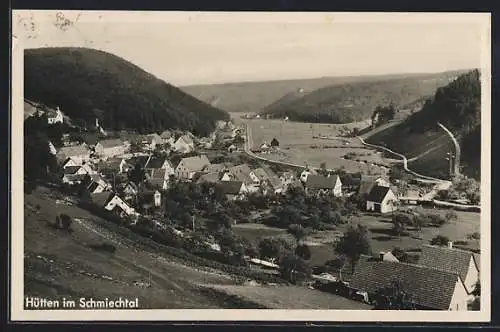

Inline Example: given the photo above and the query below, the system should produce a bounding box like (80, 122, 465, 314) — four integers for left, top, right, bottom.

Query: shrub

(468, 232, 480, 240)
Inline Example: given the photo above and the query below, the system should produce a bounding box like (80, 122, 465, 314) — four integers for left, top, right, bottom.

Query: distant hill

(366, 70, 481, 180)
(180, 72, 462, 115)
(260, 71, 467, 124)
(24, 47, 229, 137)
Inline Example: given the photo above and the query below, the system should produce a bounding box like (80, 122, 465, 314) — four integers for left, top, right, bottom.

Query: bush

(89, 242, 117, 253)
(468, 232, 480, 240)
(430, 235, 450, 246)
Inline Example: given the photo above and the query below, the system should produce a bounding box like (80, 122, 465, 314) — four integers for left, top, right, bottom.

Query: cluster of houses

(345, 242, 480, 310)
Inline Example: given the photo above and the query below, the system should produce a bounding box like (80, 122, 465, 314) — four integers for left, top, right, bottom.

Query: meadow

(232, 207, 480, 267)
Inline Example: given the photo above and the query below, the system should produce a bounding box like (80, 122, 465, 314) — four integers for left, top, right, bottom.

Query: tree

(57, 213, 73, 231)
(430, 235, 450, 246)
(279, 254, 312, 284)
(334, 225, 371, 274)
(472, 281, 481, 297)
(287, 224, 308, 244)
(295, 244, 311, 260)
(270, 137, 280, 147)
(129, 162, 146, 186)
(258, 238, 284, 262)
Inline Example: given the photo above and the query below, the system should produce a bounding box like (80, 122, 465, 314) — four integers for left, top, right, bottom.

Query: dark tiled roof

(359, 176, 389, 195)
(366, 185, 391, 203)
(349, 257, 462, 310)
(418, 245, 479, 282)
(127, 155, 150, 168)
(64, 166, 82, 175)
(146, 156, 168, 169)
(216, 181, 244, 195)
(305, 175, 339, 190)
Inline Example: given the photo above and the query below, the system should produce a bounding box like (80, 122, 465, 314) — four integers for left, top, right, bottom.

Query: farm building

(304, 174, 342, 197)
(175, 155, 211, 180)
(348, 256, 470, 310)
(365, 185, 398, 213)
(85, 174, 111, 194)
(417, 244, 480, 294)
(195, 172, 221, 184)
(47, 106, 64, 124)
(146, 168, 170, 190)
(145, 156, 175, 177)
(252, 166, 283, 194)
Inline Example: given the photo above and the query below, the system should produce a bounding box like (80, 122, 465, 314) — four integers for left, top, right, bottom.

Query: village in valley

(23, 95, 481, 311)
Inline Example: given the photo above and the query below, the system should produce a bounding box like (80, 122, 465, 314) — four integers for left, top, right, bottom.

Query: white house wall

(464, 257, 480, 294)
(448, 279, 470, 311)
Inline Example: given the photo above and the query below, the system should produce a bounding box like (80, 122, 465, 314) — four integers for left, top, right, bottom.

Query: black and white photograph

(11, 10, 491, 321)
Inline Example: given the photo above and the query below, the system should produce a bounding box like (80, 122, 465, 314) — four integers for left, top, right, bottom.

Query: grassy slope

(365, 70, 481, 180)
(261, 71, 467, 124)
(24, 47, 229, 136)
(180, 72, 462, 114)
(24, 186, 236, 309)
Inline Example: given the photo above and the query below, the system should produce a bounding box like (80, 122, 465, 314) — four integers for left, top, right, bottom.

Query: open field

(203, 284, 373, 309)
(238, 116, 391, 174)
(24, 186, 237, 309)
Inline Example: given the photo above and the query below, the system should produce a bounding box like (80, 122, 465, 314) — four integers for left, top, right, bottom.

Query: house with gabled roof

(175, 155, 211, 181)
(85, 174, 111, 194)
(348, 256, 470, 310)
(418, 244, 480, 294)
(173, 134, 195, 154)
(145, 155, 175, 177)
(215, 181, 248, 201)
(94, 139, 129, 159)
(221, 164, 259, 193)
(62, 164, 96, 184)
(366, 185, 398, 213)
(304, 174, 342, 197)
(91, 191, 137, 217)
(359, 175, 391, 196)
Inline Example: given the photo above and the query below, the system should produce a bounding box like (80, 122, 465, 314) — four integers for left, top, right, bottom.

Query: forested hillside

(24, 47, 229, 136)
(261, 71, 466, 123)
(366, 70, 481, 180)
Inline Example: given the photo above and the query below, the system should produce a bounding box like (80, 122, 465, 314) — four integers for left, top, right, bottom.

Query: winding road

(243, 122, 455, 203)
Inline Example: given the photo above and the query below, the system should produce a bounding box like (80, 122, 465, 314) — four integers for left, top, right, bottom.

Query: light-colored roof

(160, 130, 172, 139)
(177, 135, 194, 146)
(57, 145, 89, 157)
(178, 155, 211, 172)
(227, 164, 254, 185)
(196, 172, 221, 184)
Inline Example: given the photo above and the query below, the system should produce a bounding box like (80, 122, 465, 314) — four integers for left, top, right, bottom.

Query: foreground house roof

(418, 245, 480, 282)
(349, 257, 463, 310)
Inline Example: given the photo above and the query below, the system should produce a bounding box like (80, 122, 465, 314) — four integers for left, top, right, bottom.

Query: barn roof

(349, 257, 462, 310)
(418, 245, 480, 282)
(305, 175, 339, 190)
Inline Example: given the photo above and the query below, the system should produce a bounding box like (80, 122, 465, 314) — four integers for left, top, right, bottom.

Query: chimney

(447, 241, 453, 249)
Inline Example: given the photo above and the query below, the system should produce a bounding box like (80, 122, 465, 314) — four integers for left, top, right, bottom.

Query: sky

(12, 11, 489, 86)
